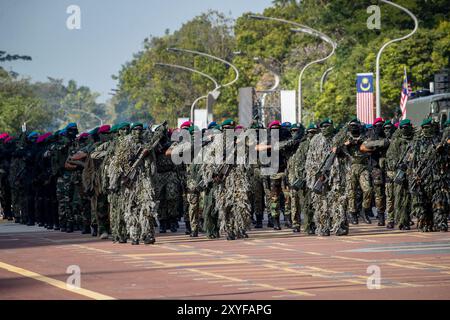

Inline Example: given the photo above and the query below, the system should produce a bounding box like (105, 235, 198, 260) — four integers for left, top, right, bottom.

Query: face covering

(349, 125, 360, 136)
(401, 126, 413, 138)
(322, 125, 334, 137)
(374, 124, 383, 136)
(422, 126, 434, 137)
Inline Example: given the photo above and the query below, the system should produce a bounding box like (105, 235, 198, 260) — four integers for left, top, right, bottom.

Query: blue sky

(0, 0, 273, 102)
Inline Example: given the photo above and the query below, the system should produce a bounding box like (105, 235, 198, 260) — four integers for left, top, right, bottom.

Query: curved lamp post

(375, 0, 418, 118)
(155, 62, 220, 123)
(248, 15, 337, 123)
(167, 47, 239, 89)
(320, 67, 334, 93)
(254, 57, 281, 125)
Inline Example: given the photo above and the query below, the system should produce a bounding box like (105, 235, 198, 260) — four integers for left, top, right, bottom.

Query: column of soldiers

(1, 116, 449, 245)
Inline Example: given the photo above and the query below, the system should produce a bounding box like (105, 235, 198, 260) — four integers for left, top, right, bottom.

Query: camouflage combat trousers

(412, 188, 447, 232)
(56, 172, 74, 228)
(154, 171, 179, 225)
(372, 167, 386, 213)
(298, 187, 314, 231)
(289, 188, 300, 228)
(92, 192, 110, 235)
(72, 182, 91, 229)
(187, 191, 201, 233)
(311, 192, 332, 235)
(0, 174, 12, 218)
(269, 174, 283, 219)
(393, 182, 411, 227)
(249, 168, 264, 221)
(11, 185, 26, 223)
(330, 188, 349, 235)
(108, 191, 126, 240)
(385, 171, 395, 223)
(203, 186, 219, 238)
(347, 163, 372, 213)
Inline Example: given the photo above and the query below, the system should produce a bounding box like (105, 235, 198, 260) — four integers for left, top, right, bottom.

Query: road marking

(0, 261, 115, 300)
(71, 244, 113, 254)
(187, 268, 314, 297)
(124, 252, 198, 258)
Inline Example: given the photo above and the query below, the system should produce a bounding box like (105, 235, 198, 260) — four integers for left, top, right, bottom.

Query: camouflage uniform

(289, 129, 316, 233)
(341, 121, 372, 225)
(153, 131, 180, 233)
(305, 122, 335, 236)
(68, 138, 91, 232)
(385, 121, 415, 229)
(0, 139, 13, 220)
(9, 137, 27, 223)
(204, 129, 251, 240)
(410, 120, 447, 232)
(51, 129, 78, 232)
(85, 134, 113, 238)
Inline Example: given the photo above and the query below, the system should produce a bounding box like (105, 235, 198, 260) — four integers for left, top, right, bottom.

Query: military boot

(159, 220, 167, 233)
(386, 222, 394, 229)
(377, 211, 385, 226)
(144, 235, 156, 245)
(190, 230, 198, 238)
(292, 226, 301, 233)
(99, 227, 109, 239)
(66, 221, 74, 233)
(284, 215, 292, 228)
(81, 223, 91, 234)
(226, 231, 236, 241)
(170, 220, 178, 233)
(118, 236, 127, 244)
(255, 214, 263, 229)
(320, 229, 330, 236)
(185, 220, 191, 235)
(91, 225, 98, 237)
(363, 209, 372, 224)
(267, 214, 274, 228)
(273, 216, 281, 231)
(307, 223, 316, 235)
(351, 213, 359, 225)
(131, 239, 139, 245)
(336, 224, 349, 236)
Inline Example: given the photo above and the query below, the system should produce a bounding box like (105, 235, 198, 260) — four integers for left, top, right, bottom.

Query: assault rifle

(122, 120, 168, 187)
(393, 144, 413, 185)
(409, 146, 437, 195)
(312, 151, 336, 194)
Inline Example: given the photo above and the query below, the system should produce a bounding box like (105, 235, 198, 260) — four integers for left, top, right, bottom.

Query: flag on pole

(400, 67, 412, 120)
(356, 73, 375, 124)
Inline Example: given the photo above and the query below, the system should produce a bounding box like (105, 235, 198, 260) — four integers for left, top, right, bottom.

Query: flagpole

(375, 0, 418, 118)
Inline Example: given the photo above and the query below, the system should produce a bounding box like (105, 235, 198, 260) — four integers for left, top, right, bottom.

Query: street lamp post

(155, 62, 220, 123)
(248, 15, 336, 123)
(254, 57, 281, 125)
(320, 67, 334, 93)
(375, 0, 418, 118)
(167, 48, 239, 89)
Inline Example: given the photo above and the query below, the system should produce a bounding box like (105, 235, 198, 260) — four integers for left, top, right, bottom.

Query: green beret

(348, 117, 360, 125)
(188, 125, 200, 134)
(307, 123, 318, 130)
(319, 118, 333, 127)
(222, 119, 235, 127)
(400, 119, 411, 127)
(117, 122, 130, 131)
(131, 122, 144, 130)
(383, 120, 392, 127)
(89, 127, 99, 135)
(421, 118, 432, 127)
(445, 119, 450, 127)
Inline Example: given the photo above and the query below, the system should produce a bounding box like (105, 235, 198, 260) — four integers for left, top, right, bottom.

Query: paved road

(1, 219, 449, 300)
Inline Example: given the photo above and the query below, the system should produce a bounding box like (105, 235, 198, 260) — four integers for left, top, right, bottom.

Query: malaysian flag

(356, 73, 375, 124)
(400, 67, 412, 120)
